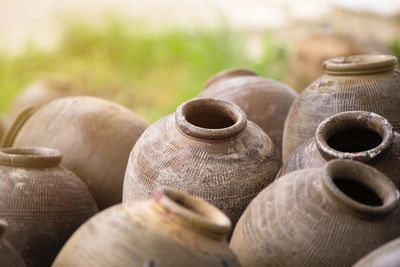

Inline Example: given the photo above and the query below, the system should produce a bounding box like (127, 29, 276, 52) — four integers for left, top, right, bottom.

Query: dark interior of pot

(185, 107, 236, 129)
(327, 128, 382, 152)
(333, 177, 383, 206)
(173, 194, 207, 217)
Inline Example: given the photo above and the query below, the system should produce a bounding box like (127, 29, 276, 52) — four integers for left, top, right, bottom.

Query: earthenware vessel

(278, 111, 400, 189)
(0, 147, 98, 267)
(282, 54, 400, 160)
(53, 188, 241, 267)
(123, 98, 281, 226)
(231, 160, 400, 267)
(353, 238, 400, 267)
(0, 220, 26, 267)
(199, 68, 297, 152)
(2, 96, 149, 209)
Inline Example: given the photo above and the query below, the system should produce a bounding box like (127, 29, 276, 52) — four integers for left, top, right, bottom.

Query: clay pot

(2, 96, 149, 210)
(282, 54, 400, 160)
(123, 98, 281, 226)
(0, 220, 26, 267)
(53, 188, 241, 267)
(278, 111, 400, 189)
(199, 68, 297, 153)
(353, 238, 400, 267)
(231, 159, 400, 267)
(0, 147, 98, 267)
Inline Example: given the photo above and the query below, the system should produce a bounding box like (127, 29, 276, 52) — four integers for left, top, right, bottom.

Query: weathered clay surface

(353, 238, 400, 267)
(0, 220, 26, 267)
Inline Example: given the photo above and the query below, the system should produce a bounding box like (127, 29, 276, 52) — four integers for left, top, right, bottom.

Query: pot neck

(321, 159, 399, 219)
(316, 111, 394, 163)
(0, 147, 62, 168)
(152, 188, 231, 240)
(175, 98, 247, 141)
(203, 68, 258, 90)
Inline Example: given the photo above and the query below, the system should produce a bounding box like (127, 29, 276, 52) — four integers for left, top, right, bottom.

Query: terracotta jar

(353, 238, 400, 267)
(278, 111, 400, 189)
(282, 54, 400, 160)
(123, 98, 281, 225)
(2, 96, 149, 210)
(199, 68, 297, 152)
(53, 188, 241, 267)
(0, 220, 26, 267)
(231, 159, 400, 267)
(0, 147, 98, 267)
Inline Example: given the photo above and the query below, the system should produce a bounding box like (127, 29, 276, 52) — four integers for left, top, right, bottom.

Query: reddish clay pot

(2, 96, 149, 210)
(0, 147, 98, 267)
(353, 238, 400, 267)
(278, 111, 400, 189)
(53, 189, 241, 267)
(123, 98, 281, 225)
(282, 55, 400, 160)
(231, 159, 400, 267)
(199, 68, 297, 152)
(0, 220, 26, 267)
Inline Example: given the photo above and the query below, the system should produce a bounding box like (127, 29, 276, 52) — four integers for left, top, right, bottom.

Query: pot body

(0, 220, 26, 267)
(353, 238, 400, 267)
(7, 96, 149, 209)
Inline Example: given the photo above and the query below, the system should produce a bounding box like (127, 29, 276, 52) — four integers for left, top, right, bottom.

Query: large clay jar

(123, 98, 281, 225)
(278, 111, 400, 189)
(282, 54, 400, 160)
(231, 159, 400, 267)
(53, 188, 241, 267)
(199, 68, 297, 153)
(2, 96, 149, 209)
(353, 238, 400, 267)
(0, 147, 98, 267)
(0, 220, 26, 267)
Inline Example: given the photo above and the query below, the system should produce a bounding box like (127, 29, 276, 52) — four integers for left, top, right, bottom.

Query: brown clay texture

(282, 55, 400, 160)
(199, 68, 297, 153)
(5, 96, 149, 210)
(0, 220, 26, 267)
(53, 189, 241, 267)
(231, 160, 400, 267)
(123, 98, 281, 226)
(353, 238, 400, 267)
(0, 147, 98, 267)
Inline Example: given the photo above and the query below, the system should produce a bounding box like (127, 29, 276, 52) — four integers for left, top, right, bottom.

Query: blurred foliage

(391, 39, 400, 61)
(0, 18, 288, 122)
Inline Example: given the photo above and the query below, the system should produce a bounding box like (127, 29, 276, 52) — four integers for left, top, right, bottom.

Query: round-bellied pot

(0, 220, 26, 267)
(282, 54, 400, 160)
(2, 96, 149, 210)
(353, 238, 400, 267)
(278, 111, 400, 189)
(199, 68, 297, 153)
(53, 188, 241, 267)
(231, 159, 400, 267)
(0, 147, 98, 267)
(123, 98, 281, 226)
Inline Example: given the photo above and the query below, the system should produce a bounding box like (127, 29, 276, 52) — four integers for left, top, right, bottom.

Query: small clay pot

(199, 68, 297, 152)
(353, 238, 400, 267)
(2, 96, 149, 210)
(231, 159, 400, 267)
(0, 220, 26, 267)
(283, 54, 400, 160)
(53, 188, 241, 267)
(0, 147, 98, 267)
(278, 111, 400, 189)
(123, 98, 281, 226)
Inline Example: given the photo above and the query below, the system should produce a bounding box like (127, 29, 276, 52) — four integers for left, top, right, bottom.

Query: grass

(0, 18, 289, 122)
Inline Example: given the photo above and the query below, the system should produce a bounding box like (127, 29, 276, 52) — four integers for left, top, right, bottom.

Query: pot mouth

(176, 98, 247, 141)
(153, 188, 231, 240)
(0, 219, 7, 238)
(322, 159, 399, 218)
(0, 147, 62, 168)
(316, 111, 394, 162)
(203, 68, 258, 90)
(323, 54, 397, 75)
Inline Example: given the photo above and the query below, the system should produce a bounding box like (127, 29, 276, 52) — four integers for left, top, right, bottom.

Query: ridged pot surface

(282, 54, 400, 160)
(231, 160, 400, 267)
(353, 238, 400, 267)
(0, 220, 26, 267)
(199, 68, 297, 153)
(278, 111, 400, 189)
(0, 147, 98, 267)
(123, 98, 281, 226)
(4, 96, 149, 210)
(53, 189, 241, 267)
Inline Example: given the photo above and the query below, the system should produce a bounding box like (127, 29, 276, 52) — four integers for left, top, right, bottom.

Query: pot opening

(186, 108, 236, 129)
(327, 128, 382, 153)
(333, 177, 383, 206)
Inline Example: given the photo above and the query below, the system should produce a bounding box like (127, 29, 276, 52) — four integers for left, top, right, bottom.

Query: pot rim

(203, 68, 258, 90)
(0, 147, 62, 168)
